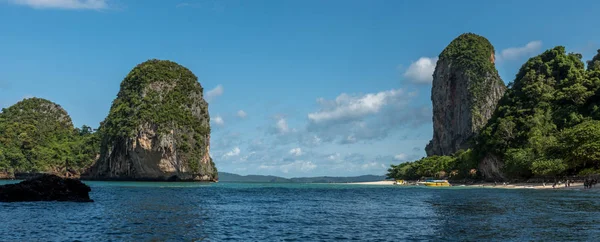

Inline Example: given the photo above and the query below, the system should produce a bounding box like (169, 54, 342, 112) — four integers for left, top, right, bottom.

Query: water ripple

(0, 182, 599, 241)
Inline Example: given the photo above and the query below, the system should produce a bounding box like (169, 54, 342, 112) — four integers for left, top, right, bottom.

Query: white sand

(349, 180, 397, 185)
(348, 180, 593, 190)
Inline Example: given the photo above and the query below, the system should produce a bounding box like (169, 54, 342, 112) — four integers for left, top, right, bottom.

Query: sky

(1, 0, 600, 178)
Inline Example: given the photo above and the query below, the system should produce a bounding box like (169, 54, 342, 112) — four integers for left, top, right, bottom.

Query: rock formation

(0, 98, 81, 175)
(86, 59, 217, 181)
(0, 174, 92, 202)
(426, 33, 506, 156)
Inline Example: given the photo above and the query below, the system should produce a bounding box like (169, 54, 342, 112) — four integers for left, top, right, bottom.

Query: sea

(1, 181, 600, 241)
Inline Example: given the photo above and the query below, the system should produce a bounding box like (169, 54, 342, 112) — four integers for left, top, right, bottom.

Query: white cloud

(276, 118, 289, 134)
(223, 147, 241, 158)
(280, 161, 316, 173)
(213, 115, 224, 126)
(237, 110, 247, 118)
(328, 153, 341, 161)
(258, 160, 316, 174)
(8, 0, 107, 9)
(361, 161, 384, 170)
(258, 164, 276, 170)
(205, 85, 224, 102)
(403, 57, 438, 84)
(289, 148, 302, 156)
(394, 153, 408, 161)
(340, 135, 357, 144)
(175, 2, 192, 8)
(308, 89, 405, 124)
(305, 88, 429, 144)
(498, 41, 542, 61)
(239, 151, 256, 162)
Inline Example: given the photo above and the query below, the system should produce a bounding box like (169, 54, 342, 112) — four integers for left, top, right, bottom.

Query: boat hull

(423, 180, 451, 187)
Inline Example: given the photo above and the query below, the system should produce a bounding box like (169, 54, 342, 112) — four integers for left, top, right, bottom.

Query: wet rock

(0, 174, 93, 202)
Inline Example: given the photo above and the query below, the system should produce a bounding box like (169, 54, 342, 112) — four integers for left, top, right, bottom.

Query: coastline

(349, 180, 595, 190)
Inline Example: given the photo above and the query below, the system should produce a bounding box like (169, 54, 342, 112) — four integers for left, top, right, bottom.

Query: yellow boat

(423, 179, 451, 187)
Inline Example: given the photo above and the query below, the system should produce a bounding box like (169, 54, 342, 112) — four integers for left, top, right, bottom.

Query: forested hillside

(388, 47, 600, 181)
(0, 98, 99, 176)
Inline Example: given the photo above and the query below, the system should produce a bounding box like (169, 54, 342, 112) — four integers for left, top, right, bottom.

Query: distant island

(388, 33, 600, 182)
(218, 172, 387, 183)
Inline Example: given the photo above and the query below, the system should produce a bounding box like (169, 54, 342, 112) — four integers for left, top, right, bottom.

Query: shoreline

(348, 180, 596, 190)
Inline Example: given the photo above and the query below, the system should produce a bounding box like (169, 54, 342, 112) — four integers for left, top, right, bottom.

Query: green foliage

(451, 149, 478, 178)
(387, 155, 465, 180)
(101, 59, 210, 139)
(439, 33, 496, 73)
(100, 59, 215, 176)
(386, 162, 419, 180)
(577, 167, 600, 176)
(393, 47, 600, 180)
(558, 120, 600, 170)
(531, 158, 566, 177)
(473, 47, 600, 178)
(0, 98, 99, 174)
(502, 148, 534, 178)
(588, 49, 600, 71)
(439, 33, 505, 125)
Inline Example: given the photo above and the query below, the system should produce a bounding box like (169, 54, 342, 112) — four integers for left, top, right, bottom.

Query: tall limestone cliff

(87, 60, 217, 181)
(425, 33, 506, 156)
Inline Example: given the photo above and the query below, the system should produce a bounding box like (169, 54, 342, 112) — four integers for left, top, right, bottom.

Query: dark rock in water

(0, 174, 93, 202)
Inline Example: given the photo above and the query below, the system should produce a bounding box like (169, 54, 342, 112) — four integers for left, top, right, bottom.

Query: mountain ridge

(218, 172, 387, 183)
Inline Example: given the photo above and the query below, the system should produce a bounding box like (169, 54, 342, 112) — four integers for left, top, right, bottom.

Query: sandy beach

(350, 181, 397, 186)
(349, 180, 594, 190)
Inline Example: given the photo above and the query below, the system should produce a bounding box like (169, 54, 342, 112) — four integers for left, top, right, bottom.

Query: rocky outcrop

(0, 174, 92, 202)
(86, 60, 217, 181)
(478, 154, 505, 181)
(0, 172, 14, 180)
(426, 33, 506, 156)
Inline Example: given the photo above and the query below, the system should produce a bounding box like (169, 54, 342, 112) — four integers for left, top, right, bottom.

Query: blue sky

(1, 0, 599, 177)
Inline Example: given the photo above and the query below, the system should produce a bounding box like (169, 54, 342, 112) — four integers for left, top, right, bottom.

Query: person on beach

(584, 179, 589, 189)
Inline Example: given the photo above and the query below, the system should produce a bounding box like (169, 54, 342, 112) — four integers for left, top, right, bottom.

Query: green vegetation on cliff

(389, 47, 600, 181)
(440, 33, 503, 122)
(439, 33, 496, 75)
(387, 149, 477, 180)
(476, 46, 598, 178)
(101, 59, 210, 139)
(98, 59, 216, 177)
(0, 98, 99, 174)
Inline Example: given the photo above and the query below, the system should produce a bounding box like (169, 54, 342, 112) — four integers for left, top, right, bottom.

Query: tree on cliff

(89, 59, 217, 181)
(0, 98, 99, 174)
(426, 33, 506, 156)
(391, 46, 600, 180)
(476, 46, 595, 178)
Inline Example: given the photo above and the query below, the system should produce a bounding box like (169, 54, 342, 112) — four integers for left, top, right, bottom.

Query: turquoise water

(1, 181, 600, 241)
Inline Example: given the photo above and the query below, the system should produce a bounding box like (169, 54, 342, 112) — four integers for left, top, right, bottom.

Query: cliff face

(426, 33, 506, 156)
(87, 60, 217, 181)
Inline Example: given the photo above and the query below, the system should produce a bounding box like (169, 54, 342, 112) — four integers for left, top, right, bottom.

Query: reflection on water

(1, 182, 600, 241)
